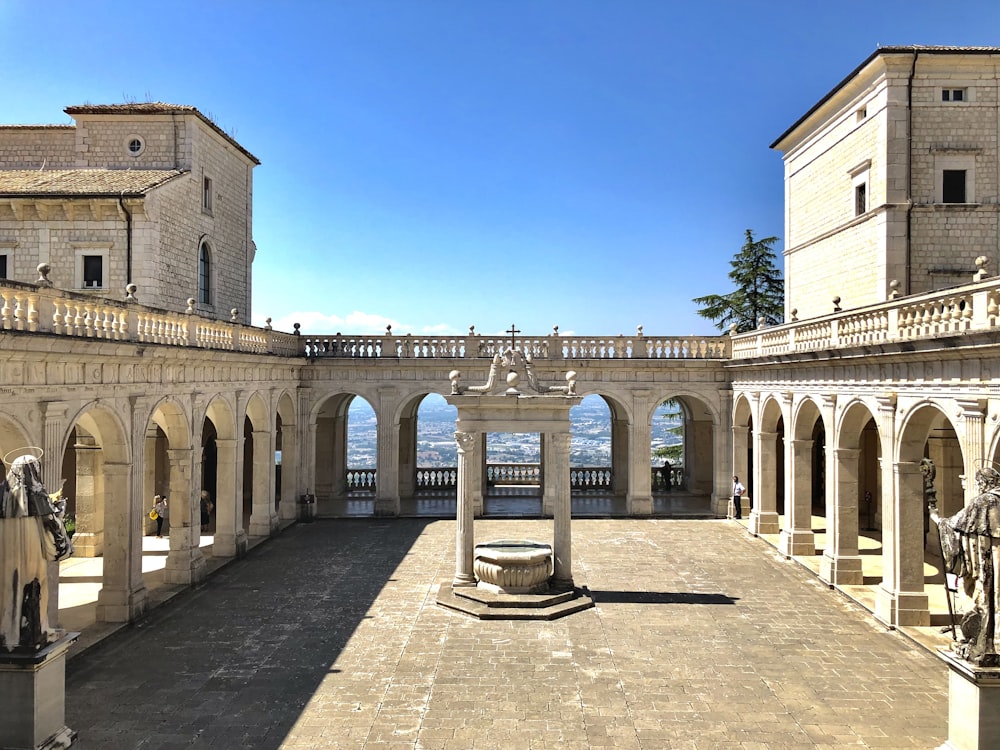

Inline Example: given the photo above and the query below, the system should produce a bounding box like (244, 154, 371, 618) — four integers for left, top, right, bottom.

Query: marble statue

(929, 462, 1000, 667)
(0, 451, 73, 652)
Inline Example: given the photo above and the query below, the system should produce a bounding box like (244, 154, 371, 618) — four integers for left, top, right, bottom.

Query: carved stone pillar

(277, 421, 299, 521)
(779, 439, 816, 557)
(163, 447, 205, 585)
(70, 433, 104, 557)
(750, 430, 780, 535)
(626, 391, 653, 515)
(248, 428, 276, 537)
(453, 431, 477, 587)
(95, 460, 146, 622)
(398, 412, 417, 500)
(212, 438, 245, 558)
(958, 398, 986, 504)
(541, 433, 556, 516)
(550, 432, 574, 589)
(820, 447, 863, 585)
(875, 460, 930, 627)
(374, 387, 401, 517)
(314, 416, 335, 498)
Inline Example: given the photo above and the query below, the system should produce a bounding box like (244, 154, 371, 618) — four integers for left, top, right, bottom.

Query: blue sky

(3, 1, 998, 336)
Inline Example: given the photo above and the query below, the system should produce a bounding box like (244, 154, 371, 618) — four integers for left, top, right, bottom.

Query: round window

(126, 135, 145, 157)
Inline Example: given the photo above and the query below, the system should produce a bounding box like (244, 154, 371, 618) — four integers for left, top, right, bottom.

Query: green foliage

(63, 515, 76, 537)
(692, 229, 784, 333)
(654, 398, 684, 463)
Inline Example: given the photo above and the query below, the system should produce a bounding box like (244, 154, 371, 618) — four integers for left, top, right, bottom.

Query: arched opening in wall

(202, 419, 218, 533)
(732, 397, 753, 507)
(811, 419, 826, 512)
(775, 416, 785, 515)
(275, 392, 298, 520)
(401, 393, 458, 501)
(570, 394, 618, 495)
(484, 431, 542, 516)
(241, 415, 254, 528)
(790, 399, 824, 543)
(275, 414, 283, 509)
(243, 393, 273, 537)
(312, 393, 377, 515)
(669, 395, 716, 499)
(858, 418, 881, 533)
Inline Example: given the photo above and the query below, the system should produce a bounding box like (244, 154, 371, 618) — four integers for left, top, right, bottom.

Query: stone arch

(0, 413, 35, 461)
(312, 392, 378, 502)
(654, 392, 717, 497)
(60, 402, 138, 623)
(753, 395, 785, 527)
(777, 397, 825, 558)
(394, 391, 455, 502)
(577, 390, 633, 499)
(243, 391, 276, 538)
(732, 394, 754, 497)
(200, 394, 241, 557)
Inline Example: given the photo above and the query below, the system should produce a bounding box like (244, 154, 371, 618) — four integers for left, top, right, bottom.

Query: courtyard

(64, 518, 948, 749)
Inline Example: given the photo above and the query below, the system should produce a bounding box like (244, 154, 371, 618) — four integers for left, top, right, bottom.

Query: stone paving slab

(65, 519, 947, 749)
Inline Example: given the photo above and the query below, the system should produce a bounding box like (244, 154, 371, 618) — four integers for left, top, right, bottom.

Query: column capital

(455, 431, 476, 453)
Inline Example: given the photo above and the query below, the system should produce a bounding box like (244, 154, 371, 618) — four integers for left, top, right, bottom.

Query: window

(198, 241, 212, 305)
(0, 254, 7, 279)
(82, 255, 104, 288)
(203, 176, 213, 213)
(942, 88, 966, 102)
(854, 183, 867, 216)
(856, 106, 867, 122)
(943, 170, 967, 203)
(848, 159, 870, 219)
(126, 135, 145, 157)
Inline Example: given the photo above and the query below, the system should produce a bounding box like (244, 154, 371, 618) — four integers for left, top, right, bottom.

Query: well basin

(473, 539, 552, 594)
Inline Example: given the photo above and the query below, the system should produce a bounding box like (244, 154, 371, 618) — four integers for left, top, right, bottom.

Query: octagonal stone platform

(436, 583, 594, 620)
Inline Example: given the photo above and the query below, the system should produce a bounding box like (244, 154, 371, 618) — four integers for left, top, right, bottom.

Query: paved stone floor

(65, 519, 948, 749)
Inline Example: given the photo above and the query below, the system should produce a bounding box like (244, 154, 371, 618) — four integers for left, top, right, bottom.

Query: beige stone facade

(0, 104, 259, 321)
(773, 47, 1000, 321)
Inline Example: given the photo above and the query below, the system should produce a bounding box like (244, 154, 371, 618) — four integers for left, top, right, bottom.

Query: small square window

(82, 255, 103, 288)
(942, 170, 967, 203)
(855, 183, 867, 216)
(942, 88, 966, 102)
(203, 176, 213, 213)
(856, 106, 867, 122)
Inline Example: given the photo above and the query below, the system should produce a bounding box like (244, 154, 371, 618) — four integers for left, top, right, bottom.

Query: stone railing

(346, 468, 377, 491)
(416, 467, 458, 489)
(0, 279, 302, 356)
(731, 276, 1000, 358)
(303, 328, 731, 360)
(570, 467, 612, 490)
(487, 463, 541, 486)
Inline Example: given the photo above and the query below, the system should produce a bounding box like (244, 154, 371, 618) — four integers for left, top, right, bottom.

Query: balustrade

(486, 463, 541, 486)
(346, 468, 377, 491)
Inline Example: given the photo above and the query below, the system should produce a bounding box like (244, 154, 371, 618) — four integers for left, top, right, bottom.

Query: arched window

(198, 240, 212, 305)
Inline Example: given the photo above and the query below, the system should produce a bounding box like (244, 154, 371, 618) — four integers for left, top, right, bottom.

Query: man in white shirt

(732, 475, 746, 520)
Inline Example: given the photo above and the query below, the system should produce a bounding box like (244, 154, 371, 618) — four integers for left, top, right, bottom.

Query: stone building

(772, 46, 999, 321)
(0, 103, 259, 321)
(1, 47, 1000, 640)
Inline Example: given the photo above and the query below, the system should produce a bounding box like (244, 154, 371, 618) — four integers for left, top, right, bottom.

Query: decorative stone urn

(474, 540, 552, 594)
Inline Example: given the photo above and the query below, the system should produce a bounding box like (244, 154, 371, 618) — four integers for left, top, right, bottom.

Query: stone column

(541, 433, 556, 516)
(780, 439, 816, 557)
(95, 460, 146, 622)
(42, 402, 67, 629)
(248, 428, 276, 537)
(750, 431, 781, 535)
(551, 432, 574, 589)
(278, 422, 299, 521)
(474, 433, 486, 516)
(731, 423, 750, 518)
(820, 447, 863, 585)
(163, 447, 205, 585)
(626, 391, 653, 515)
(70, 433, 104, 557)
(875, 460, 930, 626)
(212, 438, 245, 558)
(610, 415, 629, 497)
(374, 387, 401, 517)
(398, 412, 417, 500)
(958, 398, 986, 505)
(453, 431, 477, 587)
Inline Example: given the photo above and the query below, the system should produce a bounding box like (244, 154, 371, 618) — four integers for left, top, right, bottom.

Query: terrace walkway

(63, 517, 950, 749)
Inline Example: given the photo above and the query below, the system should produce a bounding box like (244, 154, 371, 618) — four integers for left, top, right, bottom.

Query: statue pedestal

(0, 633, 79, 749)
(938, 649, 1000, 750)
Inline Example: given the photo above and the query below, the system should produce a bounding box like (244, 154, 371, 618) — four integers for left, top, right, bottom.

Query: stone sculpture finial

(469, 325, 476, 336)
(552, 325, 559, 335)
(888, 280, 900, 300)
(125, 283, 138, 302)
(386, 324, 392, 335)
(35, 263, 53, 288)
(757, 316, 766, 329)
(790, 308, 798, 322)
(264, 317, 272, 331)
(832, 296, 842, 312)
(636, 324, 644, 336)
(186, 298, 196, 314)
(230, 308, 239, 322)
(449, 370, 462, 394)
(975, 256, 990, 282)
(293, 323, 301, 336)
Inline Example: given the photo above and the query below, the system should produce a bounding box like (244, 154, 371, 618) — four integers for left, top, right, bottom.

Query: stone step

(436, 583, 595, 620)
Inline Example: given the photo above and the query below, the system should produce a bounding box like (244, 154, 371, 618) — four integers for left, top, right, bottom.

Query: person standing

(199, 490, 213, 531)
(152, 494, 168, 537)
(732, 475, 746, 520)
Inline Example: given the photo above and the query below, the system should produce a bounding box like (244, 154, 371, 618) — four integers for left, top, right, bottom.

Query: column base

(0, 633, 78, 750)
(248, 512, 278, 538)
(213, 530, 248, 558)
(627, 494, 652, 516)
(778, 529, 816, 558)
(938, 649, 1000, 750)
(164, 529, 206, 585)
(749, 510, 780, 535)
(819, 553, 863, 585)
(875, 585, 929, 627)
(374, 496, 400, 517)
(95, 585, 148, 623)
(452, 574, 476, 588)
(69, 530, 103, 558)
